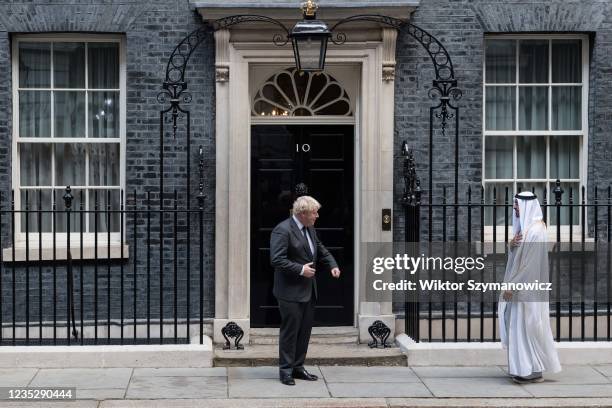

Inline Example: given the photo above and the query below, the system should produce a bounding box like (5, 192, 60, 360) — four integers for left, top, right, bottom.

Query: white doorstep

(395, 334, 612, 366)
(0, 336, 213, 368)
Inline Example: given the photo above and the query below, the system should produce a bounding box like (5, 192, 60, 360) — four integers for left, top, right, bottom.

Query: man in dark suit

(270, 195, 341, 386)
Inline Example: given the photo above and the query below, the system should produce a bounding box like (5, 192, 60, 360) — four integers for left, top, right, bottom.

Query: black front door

(250, 124, 354, 327)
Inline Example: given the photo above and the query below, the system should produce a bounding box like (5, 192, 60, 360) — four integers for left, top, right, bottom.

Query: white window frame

(482, 34, 589, 242)
(10, 34, 127, 250)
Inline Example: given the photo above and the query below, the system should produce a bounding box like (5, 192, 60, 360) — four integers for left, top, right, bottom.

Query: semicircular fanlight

(252, 68, 352, 117)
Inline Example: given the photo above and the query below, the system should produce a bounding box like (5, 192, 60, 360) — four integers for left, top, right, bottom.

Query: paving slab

(126, 375, 227, 399)
(327, 382, 432, 398)
(133, 367, 226, 377)
(422, 377, 532, 398)
(411, 366, 507, 378)
(594, 364, 612, 377)
(320, 366, 420, 383)
(522, 383, 612, 398)
(543, 365, 611, 384)
(228, 378, 330, 398)
(30, 368, 132, 389)
(75, 388, 126, 400)
(0, 368, 38, 387)
(0, 402, 98, 408)
(388, 397, 612, 407)
(228, 366, 322, 380)
(100, 398, 388, 407)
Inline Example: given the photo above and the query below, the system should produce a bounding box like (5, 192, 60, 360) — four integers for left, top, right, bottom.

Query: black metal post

(63, 186, 78, 343)
(197, 146, 206, 344)
(401, 143, 421, 341)
(569, 187, 574, 341)
(553, 180, 564, 340)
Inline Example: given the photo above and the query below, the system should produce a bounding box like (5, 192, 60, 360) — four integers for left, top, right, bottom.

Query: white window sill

(483, 227, 595, 243)
(2, 243, 130, 262)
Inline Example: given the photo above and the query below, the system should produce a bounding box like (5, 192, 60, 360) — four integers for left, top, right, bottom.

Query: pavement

(1, 365, 612, 407)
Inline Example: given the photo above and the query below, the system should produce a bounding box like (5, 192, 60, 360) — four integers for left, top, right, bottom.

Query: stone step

(214, 343, 406, 367)
(250, 335, 358, 345)
(250, 326, 360, 345)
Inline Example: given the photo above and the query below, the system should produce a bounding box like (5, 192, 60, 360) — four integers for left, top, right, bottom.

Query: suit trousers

(277, 289, 315, 377)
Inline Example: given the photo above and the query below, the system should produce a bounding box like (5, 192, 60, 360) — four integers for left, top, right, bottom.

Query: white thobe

(498, 221, 562, 377)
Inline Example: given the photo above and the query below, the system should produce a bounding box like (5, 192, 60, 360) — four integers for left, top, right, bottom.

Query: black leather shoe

(292, 368, 318, 381)
(280, 375, 295, 386)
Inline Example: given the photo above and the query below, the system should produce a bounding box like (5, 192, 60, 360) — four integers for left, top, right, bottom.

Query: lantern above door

(289, 1, 331, 72)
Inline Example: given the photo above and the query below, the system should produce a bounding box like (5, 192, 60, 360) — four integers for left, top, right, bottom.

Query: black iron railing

(401, 149, 612, 343)
(0, 184, 209, 346)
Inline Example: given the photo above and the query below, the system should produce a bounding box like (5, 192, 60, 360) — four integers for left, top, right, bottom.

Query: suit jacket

(270, 217, 338, 302)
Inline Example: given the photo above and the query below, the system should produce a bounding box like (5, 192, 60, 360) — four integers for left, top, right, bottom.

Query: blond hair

(292, 195, 321, 215)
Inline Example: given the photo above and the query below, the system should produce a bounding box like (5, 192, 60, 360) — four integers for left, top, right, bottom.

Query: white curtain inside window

(19, 42, 50, 88)
(550, 136, 579, 179)
(54, 91, 85, 138)
(19, 91, 51, 138)
(88, 43, 119, 89)
(552, 86, 581, 130)
(484, 182, 513, 225)
(54, 143, 86, 187)
(517, 136, 546, 179)
(552, 40, 581, 83)
(486, 86, 515, 130)
(485, 137, 513, 179)
(89, 92, 119, 138)
(20, 143, 51, 186)
(519, 40, 548, 83)
(519, 87, 547, 130)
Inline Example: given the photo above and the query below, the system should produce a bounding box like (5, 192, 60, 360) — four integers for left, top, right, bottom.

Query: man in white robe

(498, 191, 562, 384)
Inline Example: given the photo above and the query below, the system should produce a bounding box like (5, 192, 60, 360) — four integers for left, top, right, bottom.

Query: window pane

(88, 43, 119, 89)
(54, 91, 85, 138)
(89, 144, 120, 186)
(549, 182, 579, 226)
(89, 92, 119, 138)
(485, 137, 513, 179)
(261, 84, 291, 110)
(484, 183, 513, 226)
(19, 42, 50, 88)
(20, 143, 52, 186)
(519, 40, 548, 83)
(550, 136, 580, 179)
(552, 86, 581, 130)
(552, 40, 581, 83)
(517, 136, 546, 179)
(485, 40, 516, 83)
(519, 87, 548, 130)
(20, 189, 53, 233)
(88, 189, 121, 233)
(55, 143, 86, 187)
(485, 86, 515, 130)
(53, 42, 85, 88)
(19, 91, 51, 138)
(55, 188, 84, 232)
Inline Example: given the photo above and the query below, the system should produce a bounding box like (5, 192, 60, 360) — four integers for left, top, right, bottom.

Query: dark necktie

(302, 227, 313, 256)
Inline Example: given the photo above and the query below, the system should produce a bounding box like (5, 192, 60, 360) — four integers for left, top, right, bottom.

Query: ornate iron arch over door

(157, 14, 461, 207)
